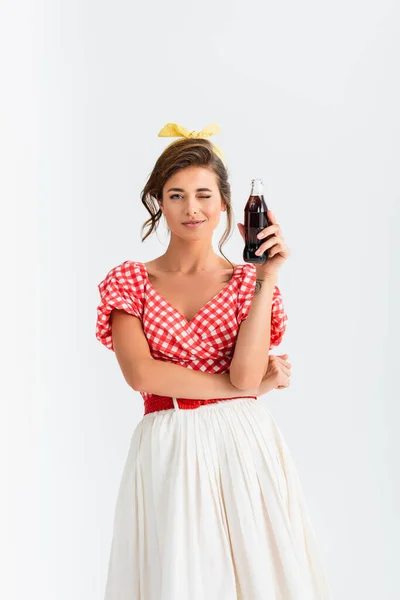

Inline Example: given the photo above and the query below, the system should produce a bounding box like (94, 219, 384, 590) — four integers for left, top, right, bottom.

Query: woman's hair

(140, 138, 235, 278)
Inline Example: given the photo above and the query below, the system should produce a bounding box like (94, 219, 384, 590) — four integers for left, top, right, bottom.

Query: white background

(2, 0, 399, 598)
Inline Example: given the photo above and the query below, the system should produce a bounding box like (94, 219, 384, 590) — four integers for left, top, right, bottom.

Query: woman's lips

(182, 220, 206, 228)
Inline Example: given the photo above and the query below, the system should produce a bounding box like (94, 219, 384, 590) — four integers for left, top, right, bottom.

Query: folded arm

(109, 310, 260, 399)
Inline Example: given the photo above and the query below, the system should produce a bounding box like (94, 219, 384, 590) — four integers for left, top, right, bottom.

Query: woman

(95, 123, 332, 599)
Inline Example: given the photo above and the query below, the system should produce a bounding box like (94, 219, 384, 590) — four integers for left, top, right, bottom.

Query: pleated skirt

(104, 397, 332, 600)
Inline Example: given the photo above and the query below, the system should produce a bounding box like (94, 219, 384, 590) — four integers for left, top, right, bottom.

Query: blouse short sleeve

(96, 260, 144, 351)
(237, 264, 288, 349)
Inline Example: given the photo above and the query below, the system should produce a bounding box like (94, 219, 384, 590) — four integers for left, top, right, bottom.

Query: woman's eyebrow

(167, 187, 212, 193)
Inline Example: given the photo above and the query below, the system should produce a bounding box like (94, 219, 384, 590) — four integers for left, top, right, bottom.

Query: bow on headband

(157, 122, 225, 164)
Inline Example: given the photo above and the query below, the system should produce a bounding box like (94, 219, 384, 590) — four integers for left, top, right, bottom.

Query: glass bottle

(243, 178, 272, 264)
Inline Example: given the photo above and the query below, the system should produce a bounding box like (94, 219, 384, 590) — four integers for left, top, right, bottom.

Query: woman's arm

(229, 272, 278, 390)
(110, 309, 259, 399)
(136, 358, 260, 399)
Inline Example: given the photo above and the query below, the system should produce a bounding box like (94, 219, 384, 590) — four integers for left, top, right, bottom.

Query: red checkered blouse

(96, 260, 288, 415)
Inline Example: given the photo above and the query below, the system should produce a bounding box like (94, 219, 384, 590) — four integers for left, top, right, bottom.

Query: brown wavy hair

(140, 138, 235, 279)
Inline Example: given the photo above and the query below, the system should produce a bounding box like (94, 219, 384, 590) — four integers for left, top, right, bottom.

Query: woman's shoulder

(97, 261, 148, 303)
(222, 262, 255, 282)
(236, 262, 256, 286)
(237, 262, 256, 274)
(99, 260, 145, 284)
(96, 261, 146, 350)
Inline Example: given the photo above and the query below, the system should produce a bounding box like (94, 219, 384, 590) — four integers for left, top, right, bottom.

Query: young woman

(95, 124, 332, 599)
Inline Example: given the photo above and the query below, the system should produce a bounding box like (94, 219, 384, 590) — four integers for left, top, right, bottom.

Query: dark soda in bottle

(243, 178, 273, 264)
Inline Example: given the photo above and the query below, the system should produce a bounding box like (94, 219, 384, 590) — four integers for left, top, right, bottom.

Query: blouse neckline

(140, 261, 243, 327)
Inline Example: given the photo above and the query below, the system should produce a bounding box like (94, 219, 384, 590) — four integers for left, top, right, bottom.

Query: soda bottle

(243, 178, 273, 264)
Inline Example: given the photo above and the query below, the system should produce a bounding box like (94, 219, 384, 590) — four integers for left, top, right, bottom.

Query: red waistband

(143, 395, 258, 415)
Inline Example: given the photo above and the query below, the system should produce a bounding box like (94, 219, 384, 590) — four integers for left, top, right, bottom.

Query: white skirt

(104, 397, 332, 600)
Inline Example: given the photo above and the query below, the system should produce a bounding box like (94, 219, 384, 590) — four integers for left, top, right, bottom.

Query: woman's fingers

(272, 355, 291, 378)
(256, 235, 282, 256)
(280, 365, 291, 377)
(257, 223, 280, 239)
(274, 356, 291, 368)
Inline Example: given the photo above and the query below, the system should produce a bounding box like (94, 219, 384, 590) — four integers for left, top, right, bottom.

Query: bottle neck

(251, 178, 263, 196)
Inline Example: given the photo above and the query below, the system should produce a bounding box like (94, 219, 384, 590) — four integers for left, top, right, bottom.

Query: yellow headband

(157, 122, 226, 164)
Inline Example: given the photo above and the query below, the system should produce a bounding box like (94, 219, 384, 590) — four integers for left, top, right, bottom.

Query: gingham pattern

(96, 260, 288, 413)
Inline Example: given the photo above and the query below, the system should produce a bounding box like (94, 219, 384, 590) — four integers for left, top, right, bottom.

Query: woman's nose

(184, 201, 201, 213)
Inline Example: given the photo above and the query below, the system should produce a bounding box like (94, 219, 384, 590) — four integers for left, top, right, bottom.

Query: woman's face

(158, 166, 226, 237)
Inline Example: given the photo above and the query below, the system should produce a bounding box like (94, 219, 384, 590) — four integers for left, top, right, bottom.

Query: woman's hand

(237, 210, 290, 278)
(257, 353, 291, 395)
